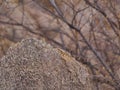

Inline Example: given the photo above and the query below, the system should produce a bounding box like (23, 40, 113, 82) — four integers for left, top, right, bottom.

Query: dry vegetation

(0, 0, 120, 90)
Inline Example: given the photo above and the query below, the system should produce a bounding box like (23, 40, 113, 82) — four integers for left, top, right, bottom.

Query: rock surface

(0, 38, 93, 90)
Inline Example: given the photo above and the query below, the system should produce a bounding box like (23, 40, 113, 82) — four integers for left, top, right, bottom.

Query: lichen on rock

(0, 38, 94, 90)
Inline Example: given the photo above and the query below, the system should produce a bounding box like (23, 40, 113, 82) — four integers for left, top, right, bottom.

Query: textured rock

(0, 38, 93, 90)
